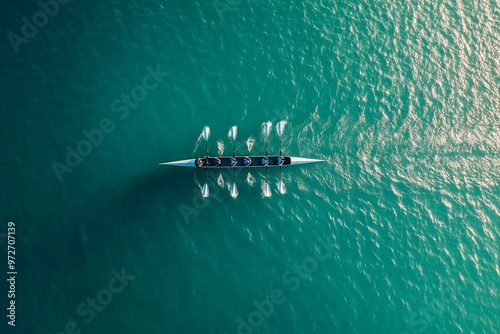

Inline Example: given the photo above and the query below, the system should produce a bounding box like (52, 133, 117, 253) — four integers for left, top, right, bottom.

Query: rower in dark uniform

(196, 158, 204, 167)
(214, 157, 221, 167)
(243, 156, 252, 166)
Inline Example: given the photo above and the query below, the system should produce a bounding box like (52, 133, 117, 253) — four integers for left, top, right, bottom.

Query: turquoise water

(1, 0, 498, 333)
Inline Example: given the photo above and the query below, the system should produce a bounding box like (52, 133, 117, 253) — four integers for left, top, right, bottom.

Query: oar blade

(262, 181, 272, 198)
(262, 121, 272, 138)
(276, 120, 286, 137)
(203, 126, 210, 141)
(277, 179, 286, 194)
(202, 183, 209, 197)
(230, 183, 238, 198)
(229, 125, 238, 140)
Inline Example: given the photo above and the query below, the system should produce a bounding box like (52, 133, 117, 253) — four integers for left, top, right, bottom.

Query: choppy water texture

(0, 0, 499, 333)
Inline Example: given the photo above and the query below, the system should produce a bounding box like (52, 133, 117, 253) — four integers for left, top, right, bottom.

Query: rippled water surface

(0, 0, 498, 333)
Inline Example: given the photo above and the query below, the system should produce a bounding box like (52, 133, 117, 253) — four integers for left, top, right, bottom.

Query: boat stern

(159, 159, 197, 167)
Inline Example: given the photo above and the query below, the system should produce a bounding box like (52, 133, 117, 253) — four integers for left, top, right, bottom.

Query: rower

(197, 158, 204, 167)
(230, 157, 237, 167)
(214, 157, 221, 167)
(261, 157, 269, 167)
(277, 156, 284, 166)
(243, 156, 252, 166)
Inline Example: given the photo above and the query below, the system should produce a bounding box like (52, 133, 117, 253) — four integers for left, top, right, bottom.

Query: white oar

(276, 121, 286, 194)
(263, 121, 272, 156)
(203, 126, 210, 155)
(229, 125, 238, 198)
(202, 126, 210, 197)
(230, 182, 238, 198)
(202, 183, 209, 198)
(230, 125, 237, 157)
(262, 122, 272, 197)
(262, 181, 272, 198)
(276, 121, 286, 156)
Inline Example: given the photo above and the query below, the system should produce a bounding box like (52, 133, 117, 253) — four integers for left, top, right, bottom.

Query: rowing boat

(160, 156, 325, 168)
(159, 121, 324, 197)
